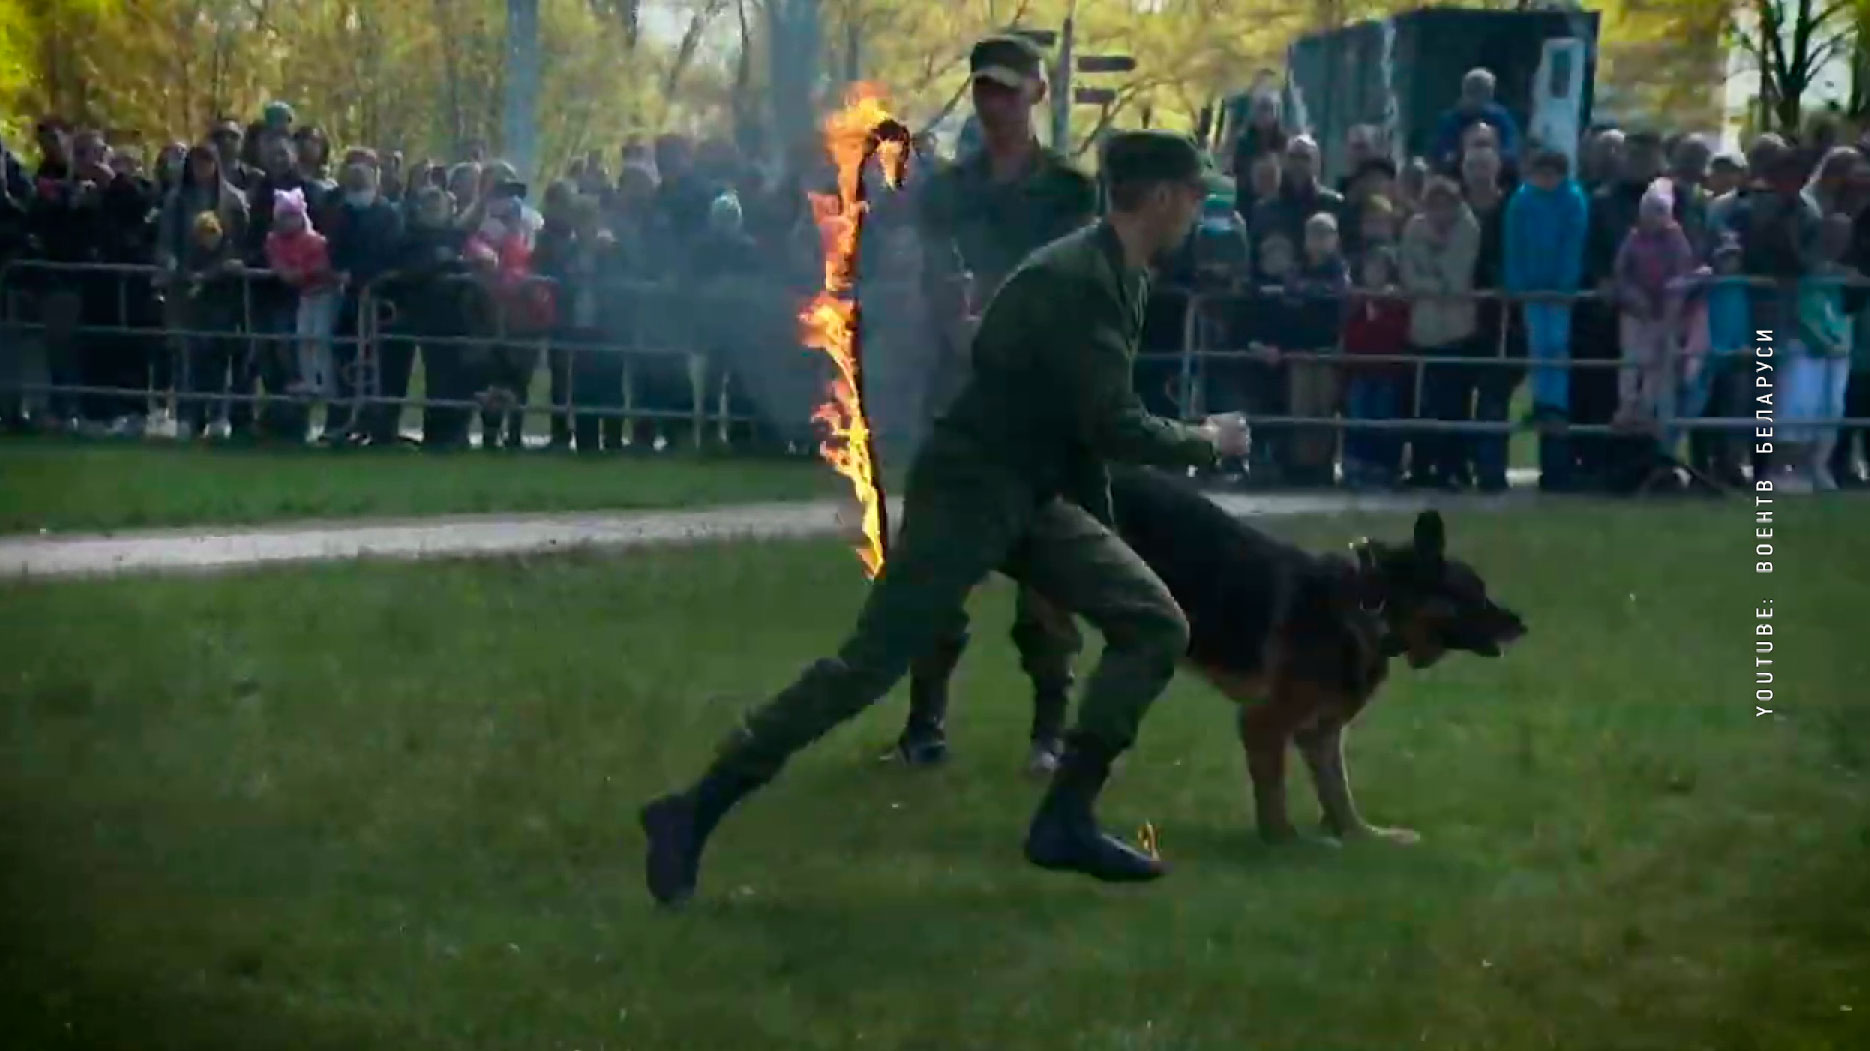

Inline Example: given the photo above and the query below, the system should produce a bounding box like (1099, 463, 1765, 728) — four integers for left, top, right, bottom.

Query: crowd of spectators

(0, 102, 846, 451)
(2, 71, 1868, 495)
(1172, 67, 1869, 494)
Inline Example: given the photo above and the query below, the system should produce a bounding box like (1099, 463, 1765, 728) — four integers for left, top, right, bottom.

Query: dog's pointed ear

(1413, 511, 1445, 564)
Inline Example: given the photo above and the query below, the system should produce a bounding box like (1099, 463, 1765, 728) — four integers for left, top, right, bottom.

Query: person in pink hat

(263, 186, 340, 398)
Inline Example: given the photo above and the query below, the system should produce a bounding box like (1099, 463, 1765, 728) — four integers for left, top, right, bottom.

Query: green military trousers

(714, 465, 1190, 783)
(910, 586, 1081, 700)
(911, 333, 1081, 698)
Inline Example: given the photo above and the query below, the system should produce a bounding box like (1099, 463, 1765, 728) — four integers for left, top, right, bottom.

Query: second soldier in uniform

(898, 34, 1100, 774)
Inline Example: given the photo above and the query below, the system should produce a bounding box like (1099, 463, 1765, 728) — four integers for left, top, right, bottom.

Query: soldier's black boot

(640, 767, 767, 908)
(1025, 682, 1071, 775)
(1024, 735, 1164, 883)
(894, 630, 968, 766)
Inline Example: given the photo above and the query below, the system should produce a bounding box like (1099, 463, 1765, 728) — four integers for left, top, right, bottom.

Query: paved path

(0, 486, 1537, 580)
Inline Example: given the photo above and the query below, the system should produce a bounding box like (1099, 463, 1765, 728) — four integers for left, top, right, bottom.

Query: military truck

(1222, 5, 1601, 182)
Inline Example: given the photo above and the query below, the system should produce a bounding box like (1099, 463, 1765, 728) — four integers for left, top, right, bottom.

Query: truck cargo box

(1274, 6, 1600, 181)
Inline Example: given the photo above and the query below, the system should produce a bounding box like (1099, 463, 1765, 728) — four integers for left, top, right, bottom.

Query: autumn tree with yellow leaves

(2, 0, 1848, 172)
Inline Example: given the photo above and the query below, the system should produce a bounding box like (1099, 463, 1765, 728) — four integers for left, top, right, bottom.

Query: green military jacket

(916, 145, 1098, 305)
(927, 222, 1217, 521)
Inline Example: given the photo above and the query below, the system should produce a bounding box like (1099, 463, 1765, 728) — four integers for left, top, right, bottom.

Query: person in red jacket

(263, 186, 340, 399)
(464, 180, 554, 447)
(1341, 245, 1412, 488)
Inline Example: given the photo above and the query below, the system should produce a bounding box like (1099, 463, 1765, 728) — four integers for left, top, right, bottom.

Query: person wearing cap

(262, 101, 295, 138)
(208, 118, 258, 191)
(896, 32, 1100, 777)
(641, 130, 1250, 904)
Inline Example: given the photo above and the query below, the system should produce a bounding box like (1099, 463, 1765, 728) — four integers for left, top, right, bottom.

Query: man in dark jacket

(33, 119, 72, 183)
(1430, 69, 1523, 175)
(375, 186, 471, 446)
(1228, 89, 1287, 185)
(320, 161, 404, 441)
(1249, 135, 1345, 258)
(0, 134, 30, 427)
(210, 119, 261, 191)
(242, 134, 309, 438)
(30, 130, 149, 428)
(1577, 130, 1666, 490)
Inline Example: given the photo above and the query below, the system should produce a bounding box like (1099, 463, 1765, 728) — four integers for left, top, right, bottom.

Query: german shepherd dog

(1106, 465, 1527, 844)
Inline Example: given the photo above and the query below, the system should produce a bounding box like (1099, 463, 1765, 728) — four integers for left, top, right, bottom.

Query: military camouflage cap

(970, 35, 1045, 89)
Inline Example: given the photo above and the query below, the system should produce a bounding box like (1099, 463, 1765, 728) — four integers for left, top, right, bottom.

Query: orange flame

(1137, 822, 1161, 859)
(801, 84, 910, 578)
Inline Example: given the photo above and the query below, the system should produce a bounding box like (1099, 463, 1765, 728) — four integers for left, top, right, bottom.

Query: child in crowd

(1283, 211, 1351, 486)
(1181, 196, 1251, 473)
(1782, 213, 1855, 492)
(1706, 152, 1745, 199)
(465, 179, 553, 448)
(1660, 250, 1714, 456)
(1687, 233, 1754, 484)
(1340, 245, 1412, 488)
(1504, 147, 1589, 486)
(262, 187, 339, 398)
(1400, 176, 1480, 488)
(1355, 195, 1399, 257)
(1238, 232, 1299, 483)
(1504, 148, 1588, 423)
(1191, 194, 1251, 286)
(176, 211, 246, 438)
(1611, 177, 1697, 428)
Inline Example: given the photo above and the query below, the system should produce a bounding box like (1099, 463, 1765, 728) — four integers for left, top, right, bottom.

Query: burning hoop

(800, 85, 913, 579)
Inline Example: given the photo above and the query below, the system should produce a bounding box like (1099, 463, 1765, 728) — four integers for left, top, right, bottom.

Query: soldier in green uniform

(898, 34, 1102, 775)
(642, 131, 1251, 906)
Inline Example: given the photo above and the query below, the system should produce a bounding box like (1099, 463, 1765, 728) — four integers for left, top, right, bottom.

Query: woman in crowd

(1401, 176, 1480, 489)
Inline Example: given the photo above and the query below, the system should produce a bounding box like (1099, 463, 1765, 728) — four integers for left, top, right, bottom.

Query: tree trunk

(436, 0, 466, 154)
(767, 0, 821, 166)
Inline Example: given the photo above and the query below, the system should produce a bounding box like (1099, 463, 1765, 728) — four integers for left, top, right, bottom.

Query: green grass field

(1, 502, 1865, 1050)
(0, 438, 838, 535)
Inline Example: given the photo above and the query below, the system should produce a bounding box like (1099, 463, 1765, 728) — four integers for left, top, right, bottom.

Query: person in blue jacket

(1431, 69, 1523, 175)
(1503, 146, 1589, 487)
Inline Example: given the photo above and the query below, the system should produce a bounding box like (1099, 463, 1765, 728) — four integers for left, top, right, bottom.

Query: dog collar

(1349, 539, 1386, 613)
(1350, 539, 1409, 657)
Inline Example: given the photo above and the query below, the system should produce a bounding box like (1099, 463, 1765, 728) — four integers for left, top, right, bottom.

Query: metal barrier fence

(1, 259, 1865, 459)
(1144, 279, 1868, 436)
(0, 259, 805, 448)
